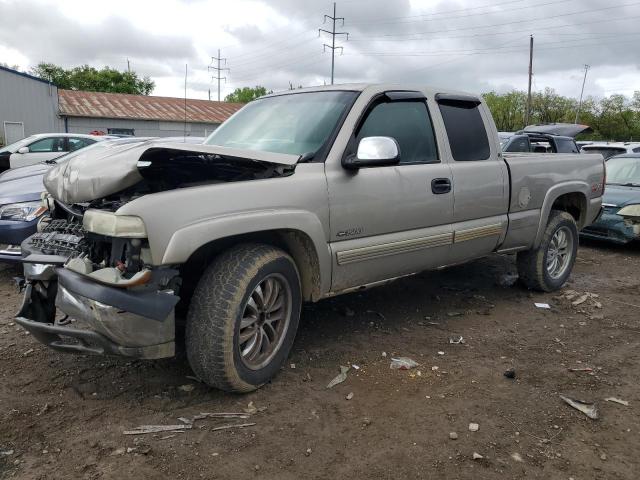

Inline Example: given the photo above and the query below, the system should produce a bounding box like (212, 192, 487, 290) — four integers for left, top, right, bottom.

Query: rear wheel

(517, 210, 578, 292)
(185, 244, 301, 392)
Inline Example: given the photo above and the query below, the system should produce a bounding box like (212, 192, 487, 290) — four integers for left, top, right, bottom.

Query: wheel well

(178, 230, 322, 309)
(551, 192, 587, 227)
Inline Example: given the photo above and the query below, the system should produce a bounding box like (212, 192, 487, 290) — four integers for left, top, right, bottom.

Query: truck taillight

(602, 160, 606, 195)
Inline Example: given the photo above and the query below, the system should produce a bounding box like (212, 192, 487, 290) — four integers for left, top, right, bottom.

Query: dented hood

(44, 142, 300, 204)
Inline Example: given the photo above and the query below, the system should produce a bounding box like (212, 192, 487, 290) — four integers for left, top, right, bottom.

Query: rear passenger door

(435, 95, 509, 264)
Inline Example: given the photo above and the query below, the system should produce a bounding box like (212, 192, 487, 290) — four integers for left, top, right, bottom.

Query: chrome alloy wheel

(546, 226, 573, 279)
(238, 273, 292, 370)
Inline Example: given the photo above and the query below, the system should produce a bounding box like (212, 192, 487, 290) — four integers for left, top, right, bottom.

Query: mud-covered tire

(185, 244, 301, 392)
(517, 210, 578, 292)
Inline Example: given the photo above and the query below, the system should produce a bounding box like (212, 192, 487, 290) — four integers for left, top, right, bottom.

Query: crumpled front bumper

(15, 261, 179, 359)
(581, 210, 640, 244)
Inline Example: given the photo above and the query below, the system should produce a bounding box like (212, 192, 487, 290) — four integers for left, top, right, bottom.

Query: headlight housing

(0, 201, 47, 222)
(617, 204, 640, 219)
(83, 209, 147, 238)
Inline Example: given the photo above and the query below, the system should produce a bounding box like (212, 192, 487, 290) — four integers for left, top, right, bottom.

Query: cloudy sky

(1, 0, 639, 101)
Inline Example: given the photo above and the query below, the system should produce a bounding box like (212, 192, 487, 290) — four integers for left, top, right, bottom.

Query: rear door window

(68, 137, 95, 152)
(555, 138, 579, 153)
(437, 98, 490, 161)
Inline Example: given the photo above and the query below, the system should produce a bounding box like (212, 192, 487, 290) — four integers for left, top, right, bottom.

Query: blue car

(0, 136, 205, 262)
(0, 162, 50, 261)
(581, 154, 640, 244)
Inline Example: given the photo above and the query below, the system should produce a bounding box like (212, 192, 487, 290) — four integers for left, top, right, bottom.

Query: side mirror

(17, 146, 29, 154)
(343, 136, 400, 170)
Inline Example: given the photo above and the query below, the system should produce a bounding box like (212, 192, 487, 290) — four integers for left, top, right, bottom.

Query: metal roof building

(0, 65, 244, 144)
(58, 90, 244, 138)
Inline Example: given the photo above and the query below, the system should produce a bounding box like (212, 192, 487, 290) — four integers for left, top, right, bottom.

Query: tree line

(483, 88, 640, 141)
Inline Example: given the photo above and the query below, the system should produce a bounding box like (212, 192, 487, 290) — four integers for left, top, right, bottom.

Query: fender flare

(533, 182, 589, 248)
(160, 209, 331, 295)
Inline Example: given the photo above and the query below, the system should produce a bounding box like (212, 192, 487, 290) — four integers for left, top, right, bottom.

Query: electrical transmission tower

(319, 2, 349, 85)
(208, 49, 230, 101)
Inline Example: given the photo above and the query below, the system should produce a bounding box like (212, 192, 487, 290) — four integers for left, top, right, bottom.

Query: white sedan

(0, 133, 111, 171)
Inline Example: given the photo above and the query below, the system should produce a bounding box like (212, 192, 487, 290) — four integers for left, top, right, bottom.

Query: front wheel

(517, 210, 578, 292)
(186, 244, 301, 392)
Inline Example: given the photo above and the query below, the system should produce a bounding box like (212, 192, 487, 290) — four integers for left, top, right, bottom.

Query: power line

(575, 64, 590, 124)
(356, 1, 640, 39)
(348, 0, 573, 27)
(208, 49, 230, 102)
(319, 2, 349, 85)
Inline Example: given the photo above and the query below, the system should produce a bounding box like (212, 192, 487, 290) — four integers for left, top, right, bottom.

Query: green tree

(224, 86, 271, 103)
(31, 63, 154, 95)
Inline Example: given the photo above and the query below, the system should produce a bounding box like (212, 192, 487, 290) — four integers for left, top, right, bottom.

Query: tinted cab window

(438, 99, 490, 161)
(503, 135, 530, 152)
(555, 138, 579, 153)
(356, 100, 438, 164)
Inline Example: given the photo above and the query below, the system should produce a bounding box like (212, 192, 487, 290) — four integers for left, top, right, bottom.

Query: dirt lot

(1, 240, 639, 480)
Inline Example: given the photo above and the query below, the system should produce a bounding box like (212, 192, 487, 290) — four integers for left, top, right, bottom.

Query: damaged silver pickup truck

(16, 84, 605, 392)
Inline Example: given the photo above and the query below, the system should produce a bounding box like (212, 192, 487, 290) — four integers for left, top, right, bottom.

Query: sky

(0, 0, 639, 101)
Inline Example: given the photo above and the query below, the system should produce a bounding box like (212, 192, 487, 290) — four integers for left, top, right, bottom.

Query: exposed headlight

(617, 204, 640, 218)
(83, 209, 147, 238)
(0, 201, 47, 222)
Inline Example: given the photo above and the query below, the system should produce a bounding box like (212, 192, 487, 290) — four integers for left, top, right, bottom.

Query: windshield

(205, 91, 358, 157)
(0, 135, 39, 154)
(606, 156, 640, 185)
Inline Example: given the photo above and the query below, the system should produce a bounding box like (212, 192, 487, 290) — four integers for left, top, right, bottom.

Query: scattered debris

(472, 452, 484, 460)
(447, 311, 463, 317)
(22, 348, 34, 357)
(0, 449, 14, 456)
(178, 384, 194, 392)
(110, 447, 126, 456)
(210, 423, 256, 432)
(290, 363, 296, 369)
(534, 303, 551, 309)
(572, 294, 589, 306)
(449, 336, 465, 344)
(381, 351, 387, 357)
(346, 392, 354, 400)
(305, 448, 312, 456)
(559, 395, 599, 420)
(504, 368, 516, 379)
(244, 402, 258, 414)
(437, 351, 445, 356)
(390, 357, 419, 370)
(600, 453, 607, 461)
(511, 452, 523, 462)
(449, 432, 458, 440)
(498, 272, 519, 287)
(605, 397, 629, 407)
(431, 366, 439, 371)
(469, 423, 479, 432)
(124, 425, 192, 435)
(351, 364, 360, 370)
(326, 366, 350, 388)
(568, 367, 593, 373)
(362, 417, 372, 426)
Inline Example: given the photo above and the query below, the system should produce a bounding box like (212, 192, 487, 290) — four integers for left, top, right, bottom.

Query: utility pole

(524, 35, 533, 126)
(575, 64, 590, 124)
(126, 58, 130, 73)
(319, 2, 349, 85)
(208, 49, 229, 101)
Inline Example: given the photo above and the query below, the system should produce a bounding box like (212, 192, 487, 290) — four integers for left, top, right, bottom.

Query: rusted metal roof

(58, 89, 244, 124)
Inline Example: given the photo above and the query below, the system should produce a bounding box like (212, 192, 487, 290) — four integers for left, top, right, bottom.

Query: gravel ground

(0, 239, 638, 479)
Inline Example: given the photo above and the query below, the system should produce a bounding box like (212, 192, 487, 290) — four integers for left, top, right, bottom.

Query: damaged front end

(16, 210, 181, 359)
(16, 142, 297, 359)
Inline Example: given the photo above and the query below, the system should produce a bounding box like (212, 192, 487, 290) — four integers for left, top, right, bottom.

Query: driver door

(10, 136, 67, 168)
(325, 91, 454, 293)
